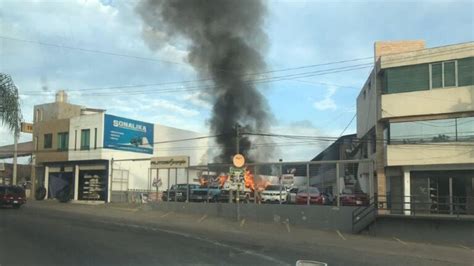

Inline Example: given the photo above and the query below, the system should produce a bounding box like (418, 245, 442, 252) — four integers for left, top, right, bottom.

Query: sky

(0, 0, 473, 162)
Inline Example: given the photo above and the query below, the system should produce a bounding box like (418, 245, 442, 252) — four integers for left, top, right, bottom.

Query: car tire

(35, 187, 47, 200)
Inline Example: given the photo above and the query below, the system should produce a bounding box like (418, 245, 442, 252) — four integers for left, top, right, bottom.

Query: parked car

(189, 186, 221, 202)
(286, 187, 299, 204)
(0, 185, 26, 209)
(339, 188, 369, 206)
(296, 187, 327, 205)
(162, 184, 200, 202)
(261, 185, 287, 204)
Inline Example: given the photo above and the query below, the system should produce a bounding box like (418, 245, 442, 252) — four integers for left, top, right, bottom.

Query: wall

(386, 144, 474, 166)
(34, 119, 69, 163)
(382, 86, 474, 119)
(357, 71, 378, 138)
(34, 102, 82, 122)
(150, 202, 357, 233)
(368, 215, 474, 247)
(68, 113, 104, 161)
(380, 42, 474, 69)
(374, 40, 425, 60)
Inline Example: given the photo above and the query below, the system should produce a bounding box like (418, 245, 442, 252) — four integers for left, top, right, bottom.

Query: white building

(33, 91, 207, 203)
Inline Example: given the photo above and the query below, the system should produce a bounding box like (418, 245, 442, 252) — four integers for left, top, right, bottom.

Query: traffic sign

(233, 154, 245, 168)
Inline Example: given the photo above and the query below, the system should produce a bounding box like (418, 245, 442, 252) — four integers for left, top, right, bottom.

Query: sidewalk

(26, 200, 474, 265)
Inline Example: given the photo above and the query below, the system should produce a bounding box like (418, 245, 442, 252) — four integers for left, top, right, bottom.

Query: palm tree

(0, 73, 22, 135)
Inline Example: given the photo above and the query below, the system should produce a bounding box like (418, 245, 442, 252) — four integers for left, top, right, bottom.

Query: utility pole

(12, 129, 18, 185)
(235, 123, 240, 155)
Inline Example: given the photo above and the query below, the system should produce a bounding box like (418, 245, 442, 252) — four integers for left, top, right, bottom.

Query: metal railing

(377, 195, 474, 218)
(351, 196, 377, 233)
(352, 194, 474, 233)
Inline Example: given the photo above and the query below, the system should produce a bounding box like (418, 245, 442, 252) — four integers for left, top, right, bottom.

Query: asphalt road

(0, 206, 307, 265)
(1, 204, 472, 266)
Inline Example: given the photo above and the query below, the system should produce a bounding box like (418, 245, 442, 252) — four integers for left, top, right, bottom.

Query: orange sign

(233, 154, 245, 168)
(20, 122, 33, 133)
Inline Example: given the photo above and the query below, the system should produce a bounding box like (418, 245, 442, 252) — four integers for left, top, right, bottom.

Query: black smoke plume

(137, 0, 272, 163)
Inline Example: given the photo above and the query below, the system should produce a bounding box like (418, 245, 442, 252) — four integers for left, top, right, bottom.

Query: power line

(339, 113, 356, 137)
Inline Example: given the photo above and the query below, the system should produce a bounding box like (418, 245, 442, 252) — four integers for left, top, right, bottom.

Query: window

(74, 130, 78, 150)
(35, 108, 42, 122)
(430, 61, 457, 89)
(458, 57, 474, 86)
(44, 133, 52, 149)
(389, 117, 474, 144)
(81, 129, 90, 150)
(457, 117, 474, 142)
(58, 132, 69, 151)
(94, 128, 98, 149)
(383, 64, 430, 94)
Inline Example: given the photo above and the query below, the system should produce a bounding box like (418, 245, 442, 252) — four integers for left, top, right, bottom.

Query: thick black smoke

(137, 0, 272, 163)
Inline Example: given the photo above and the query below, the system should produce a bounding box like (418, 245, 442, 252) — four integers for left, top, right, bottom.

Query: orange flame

(244, 170, 255, 191)
(219, 174, 228, 187)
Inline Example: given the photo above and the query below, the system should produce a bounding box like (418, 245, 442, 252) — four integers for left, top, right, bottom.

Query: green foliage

(0, 73, 22, 135)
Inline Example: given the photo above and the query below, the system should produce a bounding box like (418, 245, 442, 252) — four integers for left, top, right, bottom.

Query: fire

(244, 170, 255, 191)
(255, 178, 272, 192)
(219, 174, 228, 187)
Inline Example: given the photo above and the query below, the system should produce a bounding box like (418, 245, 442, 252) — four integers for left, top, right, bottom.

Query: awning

(0, 141, 33, 159)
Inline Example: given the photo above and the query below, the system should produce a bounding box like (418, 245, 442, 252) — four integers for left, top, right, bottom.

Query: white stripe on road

(160, 212, 172, 218)
(336, 230, 346, 240)
(198, 214, 207, 223)
(393, 237, 408, 245)
(97, 220, 288, 265)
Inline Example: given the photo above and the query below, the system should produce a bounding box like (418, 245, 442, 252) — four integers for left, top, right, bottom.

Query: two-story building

(357, 40, 474, 215)
(32, 91, 207, 203)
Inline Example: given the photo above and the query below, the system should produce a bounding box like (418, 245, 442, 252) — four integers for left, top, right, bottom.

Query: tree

(0, 73, 22, 134)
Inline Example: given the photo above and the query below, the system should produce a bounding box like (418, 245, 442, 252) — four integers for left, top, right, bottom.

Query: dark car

(0, 185, 26, 209)
(162, 184, 200, 202)
(339, 188, 369, 206)
(189, 186, 221, 202)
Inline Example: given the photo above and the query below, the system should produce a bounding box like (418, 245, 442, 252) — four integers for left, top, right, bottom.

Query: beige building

(357, 41, 474, 215)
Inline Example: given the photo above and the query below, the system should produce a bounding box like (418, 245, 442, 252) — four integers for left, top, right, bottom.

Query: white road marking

(98, 220, 288, 265)
(240, 218, 246, 228)
(160, 212, 172, 218)
(198, 214, 207, 223)
(393, 237, 408, 245)
(336, 230, 346, 240)
(457, 244, 471, 250)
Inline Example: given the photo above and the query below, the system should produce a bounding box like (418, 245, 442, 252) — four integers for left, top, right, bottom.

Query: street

(1, 202, 473, 266)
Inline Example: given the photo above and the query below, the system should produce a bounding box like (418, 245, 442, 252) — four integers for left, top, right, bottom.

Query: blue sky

(0, 0, 473, 161)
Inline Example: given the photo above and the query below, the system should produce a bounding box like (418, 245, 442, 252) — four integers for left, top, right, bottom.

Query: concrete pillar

(403, 169, 411, 215)
(44, 166, 49, 199)
(74, 165, 79, 200)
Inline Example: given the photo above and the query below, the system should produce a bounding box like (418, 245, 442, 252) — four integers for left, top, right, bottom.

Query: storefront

(42, 160, 109, 202)
(387, 166, 474, 215)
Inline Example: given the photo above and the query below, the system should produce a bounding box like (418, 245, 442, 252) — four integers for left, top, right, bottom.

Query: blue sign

(103, 114, 154, 154)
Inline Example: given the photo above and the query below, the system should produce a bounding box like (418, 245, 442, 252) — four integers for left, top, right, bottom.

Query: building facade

(357, 41, 474, 215)
(32, 91, 207, 203)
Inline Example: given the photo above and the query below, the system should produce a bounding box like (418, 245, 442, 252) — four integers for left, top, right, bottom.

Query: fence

(109, 159, 375, 206)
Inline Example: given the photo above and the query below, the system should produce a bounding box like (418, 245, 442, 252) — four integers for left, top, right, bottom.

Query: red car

(0, 185, 26, 209)
(339, 188, 369, 206)
(296, 187, 326, 205)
